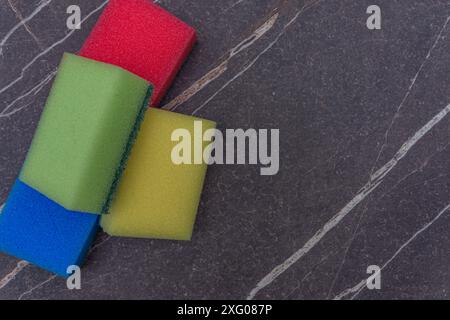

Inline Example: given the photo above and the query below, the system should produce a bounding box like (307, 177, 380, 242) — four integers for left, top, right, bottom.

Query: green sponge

(20, 53, 151, 214)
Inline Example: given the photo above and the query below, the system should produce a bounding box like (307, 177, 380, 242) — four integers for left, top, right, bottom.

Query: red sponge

(80, 0, 196, 106)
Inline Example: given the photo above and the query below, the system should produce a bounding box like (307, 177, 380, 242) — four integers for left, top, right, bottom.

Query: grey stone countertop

(0, 0, 449, 300)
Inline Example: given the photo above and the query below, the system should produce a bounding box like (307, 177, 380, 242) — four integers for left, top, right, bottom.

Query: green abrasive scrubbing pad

(20, 53, 152, 214)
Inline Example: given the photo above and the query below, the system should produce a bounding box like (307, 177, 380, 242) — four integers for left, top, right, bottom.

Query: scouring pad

(101, 108, 216, 241)
(80, 0, 196, 106)
(0, 180, 99, 277)
(20, 53, 151, 214)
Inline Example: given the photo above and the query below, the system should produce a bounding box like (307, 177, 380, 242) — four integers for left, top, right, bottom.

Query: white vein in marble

(0, 0, 109, 97)
(334, 202, 450, 300)
(0, 0, 52, 55)
(191, 0, 323, 115)
(0, 260, 29, 290)
(248, 103, 450, 300)
(164, 12, 279, 111)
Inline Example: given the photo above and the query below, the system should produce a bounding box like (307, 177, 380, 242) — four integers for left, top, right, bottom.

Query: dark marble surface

(0, 0, 449, 300)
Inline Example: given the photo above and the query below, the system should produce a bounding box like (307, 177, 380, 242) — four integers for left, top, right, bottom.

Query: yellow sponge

(101, 108, 216, 240)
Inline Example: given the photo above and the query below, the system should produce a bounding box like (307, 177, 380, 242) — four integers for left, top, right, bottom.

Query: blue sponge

(0, 180, 99, 277)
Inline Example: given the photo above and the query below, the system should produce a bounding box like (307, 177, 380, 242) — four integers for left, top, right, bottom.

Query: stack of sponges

(0, 0, 215, 277)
